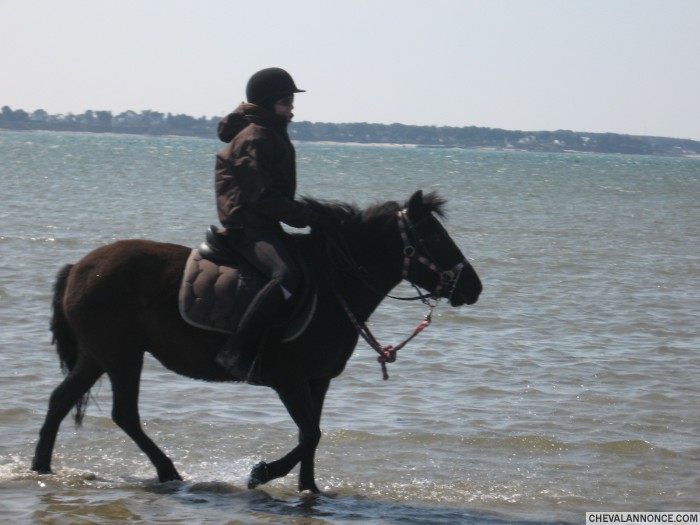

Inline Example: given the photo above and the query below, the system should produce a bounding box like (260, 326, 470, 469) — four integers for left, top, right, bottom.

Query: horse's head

(303, 191, 482, 307)
(400, 191, 482, 306)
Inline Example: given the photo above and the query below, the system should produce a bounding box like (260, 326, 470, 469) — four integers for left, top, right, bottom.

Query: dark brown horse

(31, 190, 482, 493)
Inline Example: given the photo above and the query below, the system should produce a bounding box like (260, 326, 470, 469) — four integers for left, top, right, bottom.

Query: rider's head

(246, 68, 305, 113)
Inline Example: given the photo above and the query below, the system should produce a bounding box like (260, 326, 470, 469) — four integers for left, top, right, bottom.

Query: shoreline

(298, 139, 700, 158)
(2, 128, 699, 158)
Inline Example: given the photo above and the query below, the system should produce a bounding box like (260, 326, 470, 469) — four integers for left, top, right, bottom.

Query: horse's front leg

(248, 379, 324, 492)
(297, 378, 330, 492)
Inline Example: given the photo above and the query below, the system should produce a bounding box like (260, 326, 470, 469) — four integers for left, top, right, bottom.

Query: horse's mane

(301, 191, 447, 229)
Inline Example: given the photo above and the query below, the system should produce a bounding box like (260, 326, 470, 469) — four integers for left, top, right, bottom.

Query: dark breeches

(232, 228, 301, 294)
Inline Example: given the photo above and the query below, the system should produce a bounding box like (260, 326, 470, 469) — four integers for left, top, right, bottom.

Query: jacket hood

(217, 102, 288, 143)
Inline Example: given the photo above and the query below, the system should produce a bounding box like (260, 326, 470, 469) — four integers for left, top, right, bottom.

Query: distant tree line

(291, 121, 700, 156)
(2, 105, 699, 156)
(0, 106, 215, 137)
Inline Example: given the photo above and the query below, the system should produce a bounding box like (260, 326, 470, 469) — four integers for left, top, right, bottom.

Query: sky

(2, 0, 699, 140)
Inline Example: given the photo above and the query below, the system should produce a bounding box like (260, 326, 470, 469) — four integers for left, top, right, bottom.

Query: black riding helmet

(246, 68, 305, 110)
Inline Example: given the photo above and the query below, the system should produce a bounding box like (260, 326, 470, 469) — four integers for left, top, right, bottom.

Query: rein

(323, 208, 465, 380)
(334, 288, 434, 380)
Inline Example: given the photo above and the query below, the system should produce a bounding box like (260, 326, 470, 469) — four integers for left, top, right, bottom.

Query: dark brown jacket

(215, 103, 315, 230)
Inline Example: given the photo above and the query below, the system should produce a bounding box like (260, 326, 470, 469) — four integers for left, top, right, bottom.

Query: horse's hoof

(248, 461, 269, 489)
(157, 468, 183, 483)
(31, 463, 52, 475)
(299, 477, 321, 494)
(164, 474, 184, 483)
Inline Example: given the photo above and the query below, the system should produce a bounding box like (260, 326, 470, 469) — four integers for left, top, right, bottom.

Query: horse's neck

(338, 270, 399, 323)
(330, 224, 403, 322)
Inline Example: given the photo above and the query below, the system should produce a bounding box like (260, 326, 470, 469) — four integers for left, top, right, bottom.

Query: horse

(31, 190, 482, 493)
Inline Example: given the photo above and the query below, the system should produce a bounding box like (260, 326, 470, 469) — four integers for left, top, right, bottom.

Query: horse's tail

(51, 264, 89, 426)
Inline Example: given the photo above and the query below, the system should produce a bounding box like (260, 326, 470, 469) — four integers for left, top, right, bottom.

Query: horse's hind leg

(106, 352, 182, 482)
(32, 356, 103, 474)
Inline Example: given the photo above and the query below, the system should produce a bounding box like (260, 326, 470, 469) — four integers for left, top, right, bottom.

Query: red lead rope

(373, 316, 432, 380)
(336, 291, 434, 380)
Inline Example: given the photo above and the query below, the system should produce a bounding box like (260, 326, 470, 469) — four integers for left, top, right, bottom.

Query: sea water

(1, 130, 699, 524)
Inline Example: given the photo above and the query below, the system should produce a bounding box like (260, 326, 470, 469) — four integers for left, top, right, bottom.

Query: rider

(214, 67, 318, 379)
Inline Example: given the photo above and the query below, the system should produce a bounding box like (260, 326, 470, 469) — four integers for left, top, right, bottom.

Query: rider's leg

(216, 278, 286, 379)
(216, 229, 301, 380)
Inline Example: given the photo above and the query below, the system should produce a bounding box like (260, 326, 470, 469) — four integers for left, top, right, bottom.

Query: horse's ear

(407, 190, 424, 219)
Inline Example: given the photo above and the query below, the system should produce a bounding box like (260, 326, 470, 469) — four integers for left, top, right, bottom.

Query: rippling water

(1, 130, 699, 524)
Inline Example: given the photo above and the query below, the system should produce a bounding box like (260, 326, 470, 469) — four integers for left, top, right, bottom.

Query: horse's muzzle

(449, 264, 482, 307)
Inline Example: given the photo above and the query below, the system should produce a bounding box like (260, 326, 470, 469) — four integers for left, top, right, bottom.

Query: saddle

(178, 226, 317, 343)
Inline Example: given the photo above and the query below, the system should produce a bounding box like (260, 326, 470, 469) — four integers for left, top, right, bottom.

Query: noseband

(396, 209, 466, 302)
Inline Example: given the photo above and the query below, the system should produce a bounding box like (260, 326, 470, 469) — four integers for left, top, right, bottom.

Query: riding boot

(216, 280, 287, 381)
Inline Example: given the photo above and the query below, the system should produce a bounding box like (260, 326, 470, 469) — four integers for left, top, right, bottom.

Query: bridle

(396, 209, 466, 304)
(323, 208, 467, 379)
